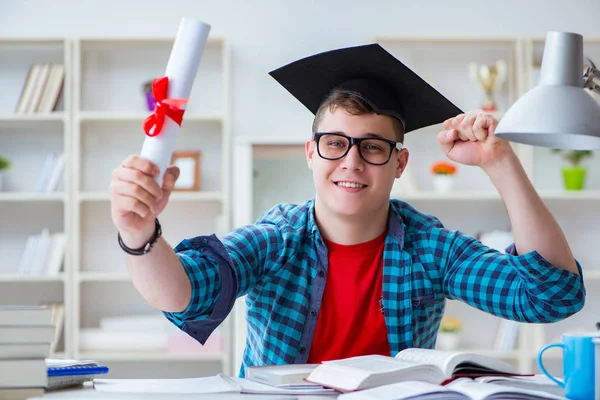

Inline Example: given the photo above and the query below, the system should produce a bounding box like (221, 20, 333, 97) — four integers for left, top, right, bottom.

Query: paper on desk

(93, 374, 338, 395)
(93, 375, 237, 394)
(221, 374, 338, 395)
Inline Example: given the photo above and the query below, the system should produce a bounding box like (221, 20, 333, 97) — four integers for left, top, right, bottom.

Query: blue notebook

(46, 359, 109, 390)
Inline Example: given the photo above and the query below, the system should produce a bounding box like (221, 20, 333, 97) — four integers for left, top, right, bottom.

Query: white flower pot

(432, 175, 454, 193)
(0, 172, 4, 192)
(436, 332, 461, 351)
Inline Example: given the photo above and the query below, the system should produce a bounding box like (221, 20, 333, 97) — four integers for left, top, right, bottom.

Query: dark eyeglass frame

(313, 132, 404, 166)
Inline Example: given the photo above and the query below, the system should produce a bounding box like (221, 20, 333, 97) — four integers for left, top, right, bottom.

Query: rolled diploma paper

(140, 17, 211, 187)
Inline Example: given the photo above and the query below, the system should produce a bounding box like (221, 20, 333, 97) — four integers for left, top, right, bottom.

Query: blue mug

(538, 332, 600, 400)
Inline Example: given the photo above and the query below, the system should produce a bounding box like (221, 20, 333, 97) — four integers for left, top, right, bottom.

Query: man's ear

(395, 148, 409, 179)
(306, 140, 315, 170)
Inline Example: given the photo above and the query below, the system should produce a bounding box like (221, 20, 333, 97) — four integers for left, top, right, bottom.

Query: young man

(109, 44, 585, 376)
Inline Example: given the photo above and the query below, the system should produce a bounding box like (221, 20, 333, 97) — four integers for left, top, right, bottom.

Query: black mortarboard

(269, 43, 463, 134)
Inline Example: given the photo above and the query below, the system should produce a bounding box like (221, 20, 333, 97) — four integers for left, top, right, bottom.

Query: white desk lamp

(495, 31, 600, 150)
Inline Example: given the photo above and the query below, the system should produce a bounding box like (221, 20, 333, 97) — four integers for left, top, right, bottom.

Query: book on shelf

(0, 305, 53, 325)
(16, 229, 66, 276)
(14, 63, 64, 114)
(34, 152, 65, 193)
(0, 325, 55, 345)
(305, 348, 523, 392)
(0, 305, 56, 355)
(337, 378, 565, 400)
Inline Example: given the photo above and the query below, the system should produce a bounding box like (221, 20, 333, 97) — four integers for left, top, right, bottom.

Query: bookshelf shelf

(78, 191, 223, 202)
(0, 192, 66, 202)
(0, 113, 66, 122)
(0, 273, 66, 282)
(77, 111, 224, 123)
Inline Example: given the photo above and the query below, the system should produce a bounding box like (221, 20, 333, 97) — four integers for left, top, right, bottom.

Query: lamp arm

(584, 57, 600, 94)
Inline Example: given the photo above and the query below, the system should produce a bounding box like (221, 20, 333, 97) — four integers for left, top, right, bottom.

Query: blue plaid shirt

(164, 199, 585, 376)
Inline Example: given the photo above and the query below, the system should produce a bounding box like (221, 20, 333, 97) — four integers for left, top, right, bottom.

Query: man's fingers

(113, 166, 162, 199)
(459, 112, 479, 141)
(109, 179, 158, 214)
(438, 129, 458, 156)
(121, 154, 160, 177)
(162, 166, 181, 191)
(472, 113, 491, 141)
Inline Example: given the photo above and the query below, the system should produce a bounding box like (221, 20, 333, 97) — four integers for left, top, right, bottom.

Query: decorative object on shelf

(551, 149, 593, 191)
(171, 151, 201, 191)
(0, 154, 11, 192)
(142, 80, 156, 111)
(430, 161, 457, 193)
(437, 316, 462, 351)
(469, 60, 507, 112)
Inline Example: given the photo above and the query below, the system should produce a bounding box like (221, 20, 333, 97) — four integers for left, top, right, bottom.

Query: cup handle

(537, 343, 565, 388)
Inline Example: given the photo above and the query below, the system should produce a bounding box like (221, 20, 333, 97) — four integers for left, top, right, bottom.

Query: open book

(305, 348, 522, 392)
(337, 379, 565, 400)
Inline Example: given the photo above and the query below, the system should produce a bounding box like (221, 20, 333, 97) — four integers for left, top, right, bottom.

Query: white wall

(1, 0, 599, 138)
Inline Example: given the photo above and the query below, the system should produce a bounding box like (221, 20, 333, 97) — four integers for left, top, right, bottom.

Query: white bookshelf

(69, 36, 233, 378)
(0, 38, 72, 358)
(231, 36, 600, 375)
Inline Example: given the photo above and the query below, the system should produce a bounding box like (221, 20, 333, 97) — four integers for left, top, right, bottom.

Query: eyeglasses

(313, 132, 403, 166)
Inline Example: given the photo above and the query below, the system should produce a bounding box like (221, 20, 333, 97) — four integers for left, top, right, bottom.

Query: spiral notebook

(46, 359, 109, 390)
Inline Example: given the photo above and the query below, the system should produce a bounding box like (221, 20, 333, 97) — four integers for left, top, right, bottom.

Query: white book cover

(26, 63, 50, 114)
(44, 233, 66, 276)
(34, 152, 57, 193)
(0, 359, 47, 387)
(44, 153, 64, 193)
(15, 64, 40, 115)
(0, 305, 53, 326)
(37, 64, 64, 113)
(0, 325, 55, 344)
(30, 229, 51, 275)
(0, 343, 50, 359)
(16, 235, 36, 274)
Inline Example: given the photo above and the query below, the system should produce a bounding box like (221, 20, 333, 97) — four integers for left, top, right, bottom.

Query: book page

(446, 378, 566, 400)
(338, 381, 469, 400)
(395, 348, 461, 377)
(395, 348, 517, 379)
(325, 355, 420, 373)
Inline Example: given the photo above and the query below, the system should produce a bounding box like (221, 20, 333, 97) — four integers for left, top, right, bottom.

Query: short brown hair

(311, 90, 405, 143)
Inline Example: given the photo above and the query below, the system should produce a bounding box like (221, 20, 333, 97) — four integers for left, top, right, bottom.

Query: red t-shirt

(307, 230, 391, 363)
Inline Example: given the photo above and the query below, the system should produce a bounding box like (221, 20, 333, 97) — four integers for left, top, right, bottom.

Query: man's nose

(340, 144, 364, 170)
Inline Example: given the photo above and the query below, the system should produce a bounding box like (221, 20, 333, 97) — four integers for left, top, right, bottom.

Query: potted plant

(437, 316, 462, 351)
(430, 161, 458, 193)
(552, 149, 593, 191)
(0, 155, 11, 192)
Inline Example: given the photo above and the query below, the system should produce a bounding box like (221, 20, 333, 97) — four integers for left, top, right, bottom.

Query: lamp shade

(495, 32, 600, 150)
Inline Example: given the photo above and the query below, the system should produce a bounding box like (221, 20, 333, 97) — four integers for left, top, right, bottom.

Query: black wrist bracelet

(117, 218, 162, 256)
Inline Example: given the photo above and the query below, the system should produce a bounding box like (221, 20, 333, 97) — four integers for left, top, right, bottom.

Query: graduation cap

(269, 43, 463, 134)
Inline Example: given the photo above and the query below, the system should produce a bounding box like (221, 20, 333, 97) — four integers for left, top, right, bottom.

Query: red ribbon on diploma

(142, 76, 188, 137)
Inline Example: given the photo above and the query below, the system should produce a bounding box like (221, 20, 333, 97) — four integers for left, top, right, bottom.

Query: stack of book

(14, 63, 65, 114)
(0, 305, 55, 399)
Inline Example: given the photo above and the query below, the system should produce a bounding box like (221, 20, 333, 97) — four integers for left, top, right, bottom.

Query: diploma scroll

(140, 17, 211, 187)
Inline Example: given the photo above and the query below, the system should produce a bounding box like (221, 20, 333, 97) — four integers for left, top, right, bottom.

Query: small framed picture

(170, 151, 201, 191)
